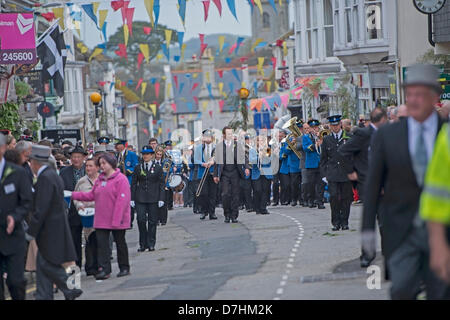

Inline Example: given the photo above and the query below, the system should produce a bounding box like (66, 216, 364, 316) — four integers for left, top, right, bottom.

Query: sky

(77, 0, 294, 49)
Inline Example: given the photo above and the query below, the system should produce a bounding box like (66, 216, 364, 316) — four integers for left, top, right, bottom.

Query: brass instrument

(196, 154, 215, 197)
(318, 128, 331, 139)
(163, 153, 173, 188)
(281, 116, 303, 159)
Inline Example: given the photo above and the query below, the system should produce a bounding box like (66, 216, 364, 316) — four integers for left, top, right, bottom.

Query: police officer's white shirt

(334, 130, 343, 140)
(143, 161, 153, 171)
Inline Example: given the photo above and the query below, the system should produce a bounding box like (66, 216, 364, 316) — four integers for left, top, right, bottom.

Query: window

(306, 0, 319, 60)
(334, 0, 340, 45)
(365, 0, 382, 40)
(263, 12, 270, 29)
(324, 0, 334, 57)
(352, 0, 359, 42)
(64, 67, 84, 114)
(344, 0, 352, 43)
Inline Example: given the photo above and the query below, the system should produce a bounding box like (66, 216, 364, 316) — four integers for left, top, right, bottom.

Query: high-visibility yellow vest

(420, 123, 450, 225)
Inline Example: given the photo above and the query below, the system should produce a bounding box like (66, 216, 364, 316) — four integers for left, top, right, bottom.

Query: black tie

(145, 163, 149, 171)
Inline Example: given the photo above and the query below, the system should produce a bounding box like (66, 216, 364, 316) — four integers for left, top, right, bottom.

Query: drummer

(73, 157, 100, 276)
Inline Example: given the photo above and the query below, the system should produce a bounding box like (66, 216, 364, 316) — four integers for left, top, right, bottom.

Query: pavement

(24, 203, 390, 300)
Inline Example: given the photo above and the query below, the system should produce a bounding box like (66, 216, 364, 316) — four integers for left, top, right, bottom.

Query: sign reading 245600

(0, 13, 37, 64)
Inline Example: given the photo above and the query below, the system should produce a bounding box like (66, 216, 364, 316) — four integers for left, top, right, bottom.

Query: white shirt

(0, 157, 5, 182)
(370, 123, 378, 131)
(225, 140, 232, 148)
(37, 165, 48, 178)
(407, 111, 438, 162)
(143, 161, 152, 170)
(333, 130, 343, 140)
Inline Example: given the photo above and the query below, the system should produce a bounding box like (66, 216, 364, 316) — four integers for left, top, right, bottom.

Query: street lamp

(90, 92, 102, 140)
(238, 87, 250, 130)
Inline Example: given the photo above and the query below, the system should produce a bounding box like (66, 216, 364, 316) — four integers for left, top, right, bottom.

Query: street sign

(41, 129, 81, 145)
(0, 13, 37, 65)
(402, 66, 450, 100)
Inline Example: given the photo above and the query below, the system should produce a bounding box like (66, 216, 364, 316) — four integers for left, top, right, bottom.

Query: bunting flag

(235, 37, 245, 54)
(280, 94, 290, 108)
(247, 0, 254, 14)
(218, 35, 225, 52)
(161, 43, 170, 60)
(173, 75, 178, 89)
(257, 57, 264, 76)
(191, 82, 199, 92)
(111, 0, 124, 11)
(212, 0, 222, 16)
(219, 100, 225, 112)
(125, 7, 135, 36)
(167, 83, 172, 98)
(186, 102, 193, 112)
(196, 112, 202, 120)
(144, 0, 154, 26)
(268, 0, 277, 13)
(52, 8, 65, 29)
(165, 29, 173, 48)
(137, 52, 145, 69)
(250, 99, 262, 112)
(199, 33, 205, 44)
(177, 31, 185, 48)
(101, 22, 108, 41)
(228, 42, 237, 55)
(149, 103, 157, 116)
(205, 72, 211, 83)
(141, 81, 148, 97)
(89, 48, 103, 62)
(226, 0, 238, 21)
(253, 81, 258, 96)
(143, 26, 152, 34)
(171, 103, 177, 113)
(202, 0, 211, 22)
(193, 96, 199, 105)
(251, 38, 264, 52)
(231, 69, 240, 83)
(181, 44, 187, 60)
(82, 4, 98, 27)
(254, 0, 263, 15)
(207, 83, 214, 99)
(202, 101, 208, 111)
(228, 82, 234, 94)
(115, 43, 128, 60)
(217, 70, 224, 78)
(179, 82, 185, 94)
(218, 82, 224, 95)
(155, 82, 160, 98)
(283, 41, 288, 57)
(136, 78, 143, 90)
(225, 57, 231, 64)
(123, 24, 129, 46)
(178, 0, 187, 25)
(266, 81, 272, 93)
(154, 0, 160, 27)
(41, 12, 55, 22)
(139, 44, 150, 63)
(271, 57, 277, 71)
(99, 9, 108, 29)
(200, 43, 208, 57)
(209, 110, 213, 118)
(325, 77, 334, 90)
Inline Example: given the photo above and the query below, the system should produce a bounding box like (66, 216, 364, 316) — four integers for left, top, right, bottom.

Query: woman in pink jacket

(72, 153, 131, 280)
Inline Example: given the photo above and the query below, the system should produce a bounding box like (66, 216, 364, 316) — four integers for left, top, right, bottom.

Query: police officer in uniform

(98, 136, 110, 146)
(319, 115, 353, 230)
(131, 146, 165, 252)
(302, 119, 325, 209)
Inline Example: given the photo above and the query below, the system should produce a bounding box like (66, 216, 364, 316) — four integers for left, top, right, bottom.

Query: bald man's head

(370, 107, 388, 128)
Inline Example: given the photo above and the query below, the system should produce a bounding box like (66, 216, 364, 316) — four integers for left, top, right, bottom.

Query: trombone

(196, 157, 214, 197)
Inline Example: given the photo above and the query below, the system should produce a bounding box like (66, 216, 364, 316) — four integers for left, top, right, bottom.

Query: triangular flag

(173, 75, 178, 89)
(205, 72, 210, 83)
(171, 103, 177, 113)
(253, 81, 258, 96)
(82, 4, 98, 26)
(177, 31, 184, 48)
(99, 9, 108, 30)
(144, 0, 154, 26)
(167, 83, 172, 98)
(254, 0, 263, 15)
(154, 0, 160, 27)
(283, 41, 288, 57)
(218, 82, 224, 95)
(218, 35, 226, 53)
(179, 82, 185, 94)
(235, 37, 245, 54)
(199, 33, 205, 44)
(217, 70, 224, 78)
(137, 52, 145, 70)
(181, 43, 187, 60)
(251, 38, 264, 52)
(266, 81, 272, 93)
(191, 82, 199, 92)
(136, 78, 143, 90)
(125, 7, 135, 36)
(271, 57, 277, 71)
(280, 94, 290, 108)
(93, 2, 100, 14)
(123, 24, 129, 46)
(209, 110, 213, 118)
(200, 43, 208, 57)
(155, 82, 160, 98)
(257, 57, 264, 76)
(193, 96, 199, 105)
(228, 42, 237, 55)
(219, 100, 225, 112)
(202, 101, 208, 111)
(149, 104, 157, 116)
(141, 82, 148, 97)
(212, 0, 222, 16)
(165, 29, 173, 49)
(231, 69, 240, 83)
(226, 0, 238, 21)
(202, 1, 211, 22)
(52, 8, 65, 29)
(207, 83, 214, 99)
(268, 0, 277, 13)
(178, 0, 187, 25)
(111, 0, 124, 11)
(41, 12, 55, 22)
(89, 48, 103, 62)
(139, 44, 150, 63)
(143, 26, 152, 35)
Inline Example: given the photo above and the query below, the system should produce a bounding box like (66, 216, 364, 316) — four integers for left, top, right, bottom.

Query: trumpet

(318, 128, 331, 139)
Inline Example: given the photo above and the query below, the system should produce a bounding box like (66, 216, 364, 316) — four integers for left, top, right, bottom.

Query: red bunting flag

(126, 7, 135, 36)
(111, 0, 125, 11)
(143, 27, 152, 35)
(209, 110, 213, 118)
(199, 34, 205, 44)
(193, 96, 199, 105)
(135, 78, 143, 90)
(171, 103, 177, 113)
(115, 43, 128, 60)
(154, 82, 160, 98)
(271, 57, 277, 71)
(173, 75, 178, 89)
(191, 82, 199, 91)
(219, 100, 224, 112)
(98, 81, 106, 87)
(121, 81, 126, 87)
(137, 52, 145, 70)
(240, 57, 248, 63)
(217, 70, 224, 78)
(212, 0, 222, 16)
(200, 43, 208, 57)
(202, 1, 210, 22)
(41, 12, 55, 22)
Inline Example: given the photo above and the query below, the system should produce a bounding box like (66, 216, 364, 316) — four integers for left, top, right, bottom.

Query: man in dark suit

(363, 64, 449, 300)
(0, 133, 33, 300)
(59, 146, 87, 268)
(320, 115, 353, 231)
(213, 127, 250, 223)
(131, 146, 165, 252)
(28, 145, 82, 300)
(338, 108, 388, 201)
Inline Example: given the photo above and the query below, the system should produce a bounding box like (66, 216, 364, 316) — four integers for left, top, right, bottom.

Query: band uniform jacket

(363, 117, 446, 259)
(319, 132, 350, 182)
(59, 165, 85, 227)
(0, 162, 33, 256)
(193, 143, 216, 180)
(29, 167, 77, 265)
(213, 141, 250, 179)
(131, 161, 165, 203)
(118, 150, 139, 184)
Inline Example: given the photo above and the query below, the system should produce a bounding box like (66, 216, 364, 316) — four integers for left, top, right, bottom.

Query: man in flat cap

(0, 133, 33, 300)
(363, 64, 449, 299)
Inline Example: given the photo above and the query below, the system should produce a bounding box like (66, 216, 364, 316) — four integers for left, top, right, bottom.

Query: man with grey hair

(15, 140, 33, 184)
(0, 133, 33, 300)
(28, 145, 82, 300)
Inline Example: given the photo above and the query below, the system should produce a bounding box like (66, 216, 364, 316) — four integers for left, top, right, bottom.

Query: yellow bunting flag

(89, 48, 103, 62)
(139, 44, 150, 63)
(150, 104, 157, 117)
(81, 46, 88, 54)
(99, 10, 108, 30)
(275, 81, 279, 91)
(283, 41, 288, 57)
(218, 82, 224, 96)
(257, 57, 265, 76)
(166, 83, 172, 98)
(193, 73, 198, 79)
(279, 0, 283, 6)
(77, 43, 84, 49)
(162, 75, 167, 80)
(144, 0, 154, 26)
(251, 38, 264, 52)
(218, 35, 225, 53)
(52, 8, 65, 29)
(242, 82, 246, 88)
(165, 29, 173, 48)
(141, 82, 148, 97)
(156, 53, 163, 61)
(181, 43, 187, 60)
(124, 24, 129, 46)
(202, 101, 208, 112)
(92, 2, 100, 15)
(205, 72, 210, 83)
(254, 0, 263, 15)
(209, 56, 214, 62)
(158, 127, 162, 136)
(266, 81, 272, 93)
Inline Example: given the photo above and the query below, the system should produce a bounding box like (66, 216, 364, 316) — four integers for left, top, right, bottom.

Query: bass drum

(168, 174, 186, 193)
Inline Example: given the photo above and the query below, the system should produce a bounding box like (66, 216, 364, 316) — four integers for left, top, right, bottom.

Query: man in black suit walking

(0, 133, 33, 300)
(28, 145, 82, 300)
(213, 127, 250, 223)
(363, 64, 449, 300)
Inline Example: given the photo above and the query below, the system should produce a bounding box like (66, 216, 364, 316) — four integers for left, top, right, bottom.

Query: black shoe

(331, 225, 340, 231)
(291, 201, 297, 207)
(246, 208, 254, 212)
(137, 247, 146, 252)
(161, 223, 166, 226)
(148, 247, 155, 252)
(200, 213, 207, 220)
(272, 202, 279, 206)
(209, 214, 217, 220)
(360, 254, 374, 268)
(317, 203, 325, 209)
(341, 225, 349, 230)
(86, 271, 98, 277)
(224, 218, 230, 223)
(65, 289, 83, 300)
(231, 218, 239, 223)
(95, 271, 110, 280)
(255, 211, 261, 215)
(302, 202, 308, 207)
(117, 269, 130, 278)
(239, 205, 245, 210)
(309, 202, 316, 208)
(261, 211, 270, 215)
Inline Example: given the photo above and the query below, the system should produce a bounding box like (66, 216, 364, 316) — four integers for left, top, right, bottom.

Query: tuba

(282, 116, 303, 160)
